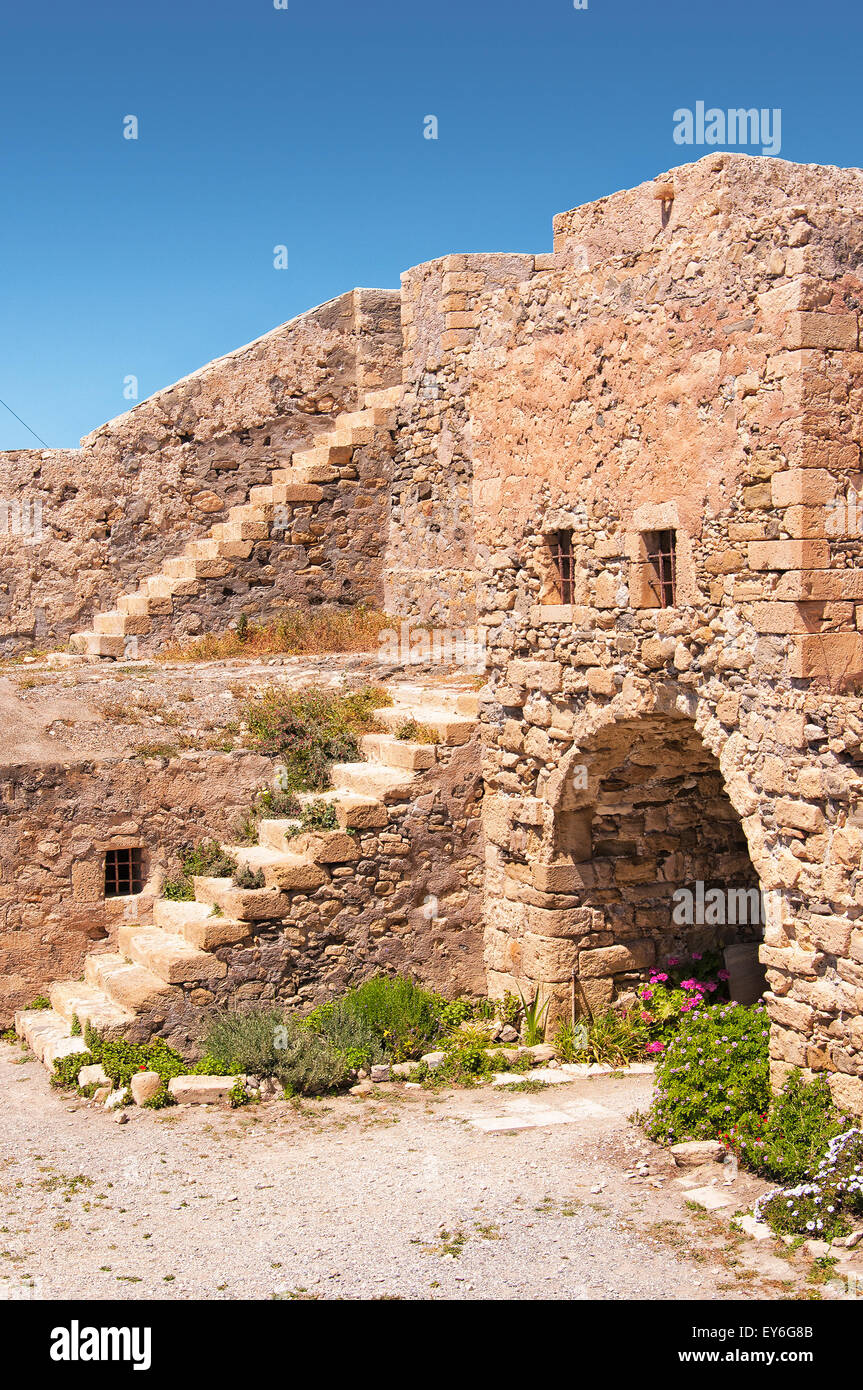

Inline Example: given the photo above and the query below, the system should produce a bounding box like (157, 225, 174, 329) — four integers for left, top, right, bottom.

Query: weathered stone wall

(0, 750, 272, 1025)
(0, 288, 401, 653)
(110, 737, 486, 1055)
(463, 154, 863, 1114)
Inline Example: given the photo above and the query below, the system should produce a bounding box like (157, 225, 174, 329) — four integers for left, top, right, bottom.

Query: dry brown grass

(160, 606, 391, 663)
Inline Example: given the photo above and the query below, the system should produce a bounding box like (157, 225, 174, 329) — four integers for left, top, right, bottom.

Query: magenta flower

(646, 1041, 665, 1054)
(691, 952, 702, 960)
(650, 972, 669, 983)
(667, 957, 680, 966)
(640, 988, 654, 1001)
(718, 969, 730, 981)
(681, 978, 699, 991)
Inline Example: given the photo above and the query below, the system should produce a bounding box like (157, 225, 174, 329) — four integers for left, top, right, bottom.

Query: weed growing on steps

(394, 718, 437, 744)
(284, 798, 338, 837)
(244, 684, 391, 791)
(162, 840, 239, 900)
(229, 785, 302, 844)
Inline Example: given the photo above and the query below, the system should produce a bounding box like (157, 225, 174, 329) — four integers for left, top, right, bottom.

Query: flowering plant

(755, 1128, 863, 1240)
(635, 949, 731, 1054)
(643, 999, 771, 1143)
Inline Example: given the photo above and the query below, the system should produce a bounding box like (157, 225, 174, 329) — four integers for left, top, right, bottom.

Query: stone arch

(484, 687, 770, 1027)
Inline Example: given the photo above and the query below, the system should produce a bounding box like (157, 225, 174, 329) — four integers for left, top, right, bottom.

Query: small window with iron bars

(104, 847, 144, 898)
(643, 529, 677, 608)
(548, 530, 576, 604)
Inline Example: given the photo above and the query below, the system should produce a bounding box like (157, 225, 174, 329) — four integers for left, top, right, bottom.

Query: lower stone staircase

(69, 384, 402, 659)
(15, 682, 479, 1073)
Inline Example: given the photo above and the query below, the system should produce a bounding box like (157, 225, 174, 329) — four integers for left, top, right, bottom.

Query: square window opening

(643, 528, 677, 608)
(104, 847, 144, 898)
(548, 530, 576, 605)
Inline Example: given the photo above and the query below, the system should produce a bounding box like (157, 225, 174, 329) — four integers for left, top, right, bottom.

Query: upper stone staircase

(69, 385, 402, 659)
(15, 681, 480, 1072)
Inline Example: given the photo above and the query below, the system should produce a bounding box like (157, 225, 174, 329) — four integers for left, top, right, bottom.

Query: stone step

(360, 731, 436, 771)
(162, 557, 201, 580)
(288, 443, 352, 471)
(152, 898, 249, 950)
(329, 762, 415, 801)
(375, 705, 474, 746)
(118, 924, 228, 985)
(328, 425, 377, 448)
(268, 472, 327, 497)
(257, 818, 302, 852)
(49, 981, 135, 1039)
(209, 520, 268, 543)
(94, 610, 151, 637)
(117, 592, 151, 616)
(334, 406, 396, 431)
(15, 1008, 90, 1067)
(192, 875, 292, 922)
(332, 793, 389, 830)
(362, 385, 402, 409)
(228, 503, 270, 525)
(223, 844, 328, 891)
(69, 632, 125, 659)
(388, 684, 479, 716)
(85, 952, 176, 1013)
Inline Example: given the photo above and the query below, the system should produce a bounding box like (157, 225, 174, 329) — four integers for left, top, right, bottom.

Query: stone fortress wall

(4, 152, 863, 1109)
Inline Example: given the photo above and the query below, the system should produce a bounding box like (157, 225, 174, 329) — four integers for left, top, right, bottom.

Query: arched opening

(555, 714, 766, 1014)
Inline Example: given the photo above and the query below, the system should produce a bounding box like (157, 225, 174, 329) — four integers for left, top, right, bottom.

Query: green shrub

(643, 999, 771, 1144)
(726, 1070, 850, 1184)
(52, 1026, 187, 1096)
(755, 1128, 863, 1241)
(163, 840, 238, 899)
(200, 1008, 349, 1095)
(245, 685, 390, 792)
(575, 1008, 648, 1066)
(285, 798, 338, 836)
(517, 986, 549, 1045)
(230, 786, 302, 844)
(26, 995, 51, 1011)
(307, 975, 446, 1063)
(232, 864, 266, 890)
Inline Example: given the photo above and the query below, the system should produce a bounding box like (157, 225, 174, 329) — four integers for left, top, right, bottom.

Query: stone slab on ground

(686, 1186, 736, 1211)
(168, 1075, 238, 1104)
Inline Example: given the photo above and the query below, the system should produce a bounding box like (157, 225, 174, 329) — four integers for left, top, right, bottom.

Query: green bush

(575, 1008, 649, 1067)
(285, 798, 339, 836)
(307, 975, 446, 1063)
(643, 999, 771, 1144)
(727, 1070, 850, 1184)
(231, 786, 302, 844)
(232, 864, 266, 890)
(163, 840, 238, 899)
(200, 1008, 349, 1096)
(245, 685, 390, 791)
(52, 1025, 188, 1100)
(755, 1128, 863, 1241)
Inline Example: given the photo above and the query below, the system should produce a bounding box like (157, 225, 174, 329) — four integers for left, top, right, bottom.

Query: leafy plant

(163, 840, 238, 900)
(725, 1070, 850, 1184)
(230, 785, 302, 844)
(394, 719, 437, 744)
(517, 986, 549, 1046)
(306, 975, 446, 1064)
(755, 1128, 863, 1241)
(574, 1008, 647, 1066)
(285, 798, 338, 836)
(643, 1000, 771, 1145)
(244, 685, 390, 791)
(200, 1008, 349, 1096)
(232, 864, 266, 890)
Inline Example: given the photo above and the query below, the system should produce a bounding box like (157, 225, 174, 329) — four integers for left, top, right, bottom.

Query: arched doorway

(542, 710, 766, 1020)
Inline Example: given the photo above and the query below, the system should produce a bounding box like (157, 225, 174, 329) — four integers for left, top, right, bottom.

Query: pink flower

(666, 957, 680, 966)
(640, 1012, 652, 1022)
(650, 972, 669, 983)
(640, 988, 653, 1001)
(691, 952, 702, 961)
(718, 969, 730, 981)
(646, 1041, 665, 1054)
(681, 978, 699, 991)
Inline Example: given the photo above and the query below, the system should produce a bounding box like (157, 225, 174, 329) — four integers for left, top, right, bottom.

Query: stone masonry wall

(0, 749, 272, 1025)
(0, 288, 401, 654)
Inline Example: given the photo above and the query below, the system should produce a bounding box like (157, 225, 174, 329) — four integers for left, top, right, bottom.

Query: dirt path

(0, 1042, 836, 1301)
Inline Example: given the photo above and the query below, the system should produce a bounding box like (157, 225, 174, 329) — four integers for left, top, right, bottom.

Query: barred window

(548, 530, 576, 604)
(643, 529, 677, 607)
(104, 847, 144, 898)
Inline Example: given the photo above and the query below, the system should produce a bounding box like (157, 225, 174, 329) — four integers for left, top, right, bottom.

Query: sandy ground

(0, 1040, 851, 1302)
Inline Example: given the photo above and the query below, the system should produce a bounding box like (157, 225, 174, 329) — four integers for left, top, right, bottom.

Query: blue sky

(2, 0, 861, 448)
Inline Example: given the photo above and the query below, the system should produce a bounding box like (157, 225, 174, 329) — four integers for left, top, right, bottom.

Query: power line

(0, 396, 50, 449)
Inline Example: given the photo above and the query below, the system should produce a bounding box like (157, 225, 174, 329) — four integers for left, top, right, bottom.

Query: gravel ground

(0, 1040, 844, 1302)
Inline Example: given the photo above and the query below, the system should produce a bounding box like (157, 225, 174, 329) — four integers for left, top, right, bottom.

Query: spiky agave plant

(517, 986, 550, 1046)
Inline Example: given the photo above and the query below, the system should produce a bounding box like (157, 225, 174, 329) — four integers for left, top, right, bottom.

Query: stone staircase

(15, 682, 479, 1072)
(69, 384, 403, 659)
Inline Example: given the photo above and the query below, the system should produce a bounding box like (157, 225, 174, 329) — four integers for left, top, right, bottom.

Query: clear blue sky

(2, 0, 860, 448)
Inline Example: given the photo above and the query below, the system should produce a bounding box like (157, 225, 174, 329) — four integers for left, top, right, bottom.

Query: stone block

(168, 1075, 238, 1104)
(579, 940, 655, 977)
(131, 1070, 163, 1105)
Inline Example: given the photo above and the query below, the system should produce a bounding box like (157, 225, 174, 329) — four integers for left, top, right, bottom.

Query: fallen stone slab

(104, 1087, 129, 1109)
(370, 1064, 391, 1082)
(739, 1215, 773, 1241)
(671, 1140, 726, 1167)
(491, 1072, 529, 1086)
(686, 1185, 735, 1211)
(524, 1044, 557, 1063)
(420, 1051, 445, 1070)
(392, 1061, 420, 1078)
(804, 1238, 832, 1258)
(525, 1068, 572, 1084)
(168, 1075, 238, 1104)
(834, 1230, 863, 1249)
